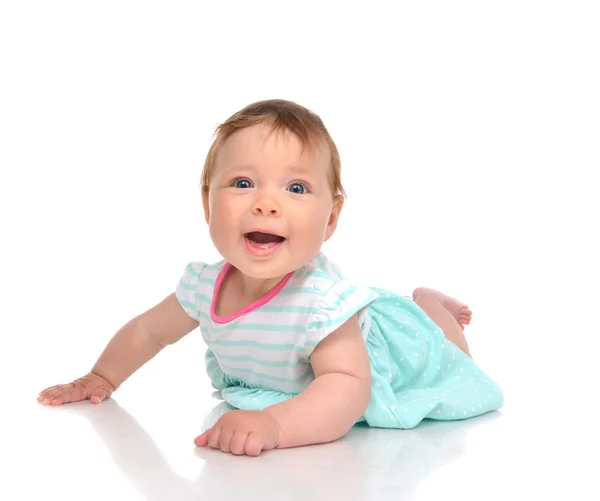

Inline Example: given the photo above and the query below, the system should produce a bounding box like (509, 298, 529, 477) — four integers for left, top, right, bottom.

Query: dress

(175, 252, 504, 429)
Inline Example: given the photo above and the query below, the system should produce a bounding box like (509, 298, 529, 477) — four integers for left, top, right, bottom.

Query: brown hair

(200, 99, 346, 198)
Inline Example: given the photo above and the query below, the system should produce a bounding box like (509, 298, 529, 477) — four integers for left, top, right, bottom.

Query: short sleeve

(175, 262, 206, 322)
(305, 281, 379, 357)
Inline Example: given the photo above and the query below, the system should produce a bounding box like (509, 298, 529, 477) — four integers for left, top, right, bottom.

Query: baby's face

(204, 122, 342, 280)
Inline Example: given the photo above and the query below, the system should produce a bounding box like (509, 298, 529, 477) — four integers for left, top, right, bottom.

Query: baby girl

(38, 99, 503, 456)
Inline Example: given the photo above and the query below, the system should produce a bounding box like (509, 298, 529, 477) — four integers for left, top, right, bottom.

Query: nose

(251, 191, 281, 217)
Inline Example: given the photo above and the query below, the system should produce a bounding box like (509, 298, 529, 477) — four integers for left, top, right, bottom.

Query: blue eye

(234, 179, 253, 189)
(287, 183, 307, 194)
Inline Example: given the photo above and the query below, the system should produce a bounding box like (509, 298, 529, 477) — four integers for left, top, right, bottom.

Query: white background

(1, 1, 599, 500)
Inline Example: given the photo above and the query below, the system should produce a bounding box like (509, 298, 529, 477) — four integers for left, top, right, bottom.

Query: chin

(241, 263, 292, 280)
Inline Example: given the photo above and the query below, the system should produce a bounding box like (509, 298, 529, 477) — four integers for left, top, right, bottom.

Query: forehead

(215, 123, 330, 173)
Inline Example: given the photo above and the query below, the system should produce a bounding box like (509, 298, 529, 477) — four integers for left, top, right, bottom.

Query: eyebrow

(288, 165, 314, 175)
(223, 164, 315, 176)
(222, 165, 254, 175)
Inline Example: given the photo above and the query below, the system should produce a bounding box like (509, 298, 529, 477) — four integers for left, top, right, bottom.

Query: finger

(245, 432, 264, 457)
(194, 430, 210, 447)
(53, 382, 86, 404)
(230, 431, 248, 456)
(207, 426, 222, 449)
(45, 383, 85, 405)
(38, 385, 61, 398)
(38, 385, 65, 401)
(39, 387, 68, 405)
(90, 386, 111, 404)
(219, 427, 234, 453)
(46, 389, 75, 405)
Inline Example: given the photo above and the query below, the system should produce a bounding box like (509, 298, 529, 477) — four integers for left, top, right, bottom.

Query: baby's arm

(92, 293, 199, 390)
(264, 314, 371, 448)
(38, 293, 199, 405)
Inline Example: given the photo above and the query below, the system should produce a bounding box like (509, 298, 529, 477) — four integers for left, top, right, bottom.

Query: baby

(38, 99, 503, 456)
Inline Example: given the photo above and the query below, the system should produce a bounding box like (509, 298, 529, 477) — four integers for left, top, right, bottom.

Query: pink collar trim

(210, 262, 294, 324)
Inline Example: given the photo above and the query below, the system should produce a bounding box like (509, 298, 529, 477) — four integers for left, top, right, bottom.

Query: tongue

(246, 232, 284, 244)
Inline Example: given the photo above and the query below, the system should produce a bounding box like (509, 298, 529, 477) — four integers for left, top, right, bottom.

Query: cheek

(210, 193, 240, 220)
(212, 196, 230, 218)
(208, 196, 235, 239)
(293, 204, 330, 237)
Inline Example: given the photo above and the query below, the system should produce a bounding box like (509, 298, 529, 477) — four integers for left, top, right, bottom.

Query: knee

(412, 287, 434, 303)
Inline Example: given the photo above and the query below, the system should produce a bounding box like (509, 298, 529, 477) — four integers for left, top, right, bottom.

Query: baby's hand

(194, 410, 281, 456)
(37, 372, 115, 406)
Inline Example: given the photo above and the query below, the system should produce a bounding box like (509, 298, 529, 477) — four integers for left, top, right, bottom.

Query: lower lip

(244, 236, 285, 257)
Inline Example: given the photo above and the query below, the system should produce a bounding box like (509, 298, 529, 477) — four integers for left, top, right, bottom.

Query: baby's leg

(413, 288, 472, 329)
(412, 287, 472, 358)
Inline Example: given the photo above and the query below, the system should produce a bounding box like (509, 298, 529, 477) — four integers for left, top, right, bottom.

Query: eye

(234, 179, 253, 189)
(287, 182, 308, 194)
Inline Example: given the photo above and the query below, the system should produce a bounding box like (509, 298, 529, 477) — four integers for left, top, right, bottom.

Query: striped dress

(176, 252, 504, 429)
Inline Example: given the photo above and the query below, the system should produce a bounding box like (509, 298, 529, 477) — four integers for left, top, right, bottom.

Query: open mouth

(244, 231, 286, 257)
(245, 232, 285, 244)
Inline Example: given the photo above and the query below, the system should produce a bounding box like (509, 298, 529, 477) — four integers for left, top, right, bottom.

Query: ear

(201, 186, 210, 224)
(324, 195, 344, 242)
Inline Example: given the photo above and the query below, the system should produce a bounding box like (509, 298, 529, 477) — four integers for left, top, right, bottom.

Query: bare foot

(412, 288, 472, 330)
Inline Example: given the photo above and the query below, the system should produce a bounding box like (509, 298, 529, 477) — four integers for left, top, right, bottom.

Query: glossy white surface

(8, 295, 600, 500)
(2, 1, 599, 500)
(7, 348, 599, 501)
